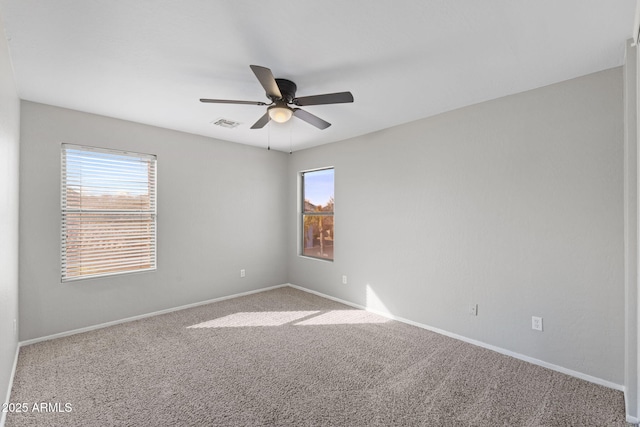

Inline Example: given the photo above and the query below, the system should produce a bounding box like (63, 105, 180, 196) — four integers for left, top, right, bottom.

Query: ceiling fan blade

(293, 91, 354, 106)
(250, 65, 282, 100)
(250, 112, 271, 129)
(200, 98, 267, 106)
(293, 108, 331, 130)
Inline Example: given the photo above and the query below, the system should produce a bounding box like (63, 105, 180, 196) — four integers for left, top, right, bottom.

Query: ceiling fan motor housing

(274, 78, 297, 103)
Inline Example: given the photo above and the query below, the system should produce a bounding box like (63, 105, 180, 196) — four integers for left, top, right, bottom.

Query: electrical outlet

(469, 304, 478, 316)
(240, 269, 245, 278)
(532, 316, 543, 331)
(342, 275, 347, 285)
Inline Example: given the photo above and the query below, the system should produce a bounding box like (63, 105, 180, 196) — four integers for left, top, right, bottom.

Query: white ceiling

(0, 1, 637, 152)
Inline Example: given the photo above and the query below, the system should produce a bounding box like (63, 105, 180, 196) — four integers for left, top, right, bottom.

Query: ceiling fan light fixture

(268, 104, 293, 123)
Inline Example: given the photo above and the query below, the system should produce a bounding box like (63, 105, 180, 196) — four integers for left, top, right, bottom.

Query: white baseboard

(20, 284, 288, 347)
(0, 343, 20, 427)
(287, 283, 624, 392)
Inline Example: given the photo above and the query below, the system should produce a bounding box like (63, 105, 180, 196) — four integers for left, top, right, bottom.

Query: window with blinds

(61, 144, 157, 281)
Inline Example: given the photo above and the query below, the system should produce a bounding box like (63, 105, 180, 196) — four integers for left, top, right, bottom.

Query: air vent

(211, 118, 241, 129)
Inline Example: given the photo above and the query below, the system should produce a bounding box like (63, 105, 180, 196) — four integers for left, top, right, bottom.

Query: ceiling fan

(200, 65, 354, 130)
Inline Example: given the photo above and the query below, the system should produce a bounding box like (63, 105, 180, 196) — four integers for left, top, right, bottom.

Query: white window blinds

(61, 144, 157, 281)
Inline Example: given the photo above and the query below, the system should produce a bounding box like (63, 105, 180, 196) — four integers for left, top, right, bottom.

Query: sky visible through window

(66, 148, 151, 197)
(304, 168, 334, 208)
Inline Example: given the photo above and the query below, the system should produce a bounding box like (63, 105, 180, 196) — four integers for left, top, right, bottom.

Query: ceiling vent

(211, 118, 241, 129)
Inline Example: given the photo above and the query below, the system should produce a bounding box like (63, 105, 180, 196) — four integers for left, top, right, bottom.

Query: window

(301, 168, 334, 261)
(61, 144, 157, 281)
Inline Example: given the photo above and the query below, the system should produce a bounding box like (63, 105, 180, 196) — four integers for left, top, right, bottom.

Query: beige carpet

(6, 287, 630, 426)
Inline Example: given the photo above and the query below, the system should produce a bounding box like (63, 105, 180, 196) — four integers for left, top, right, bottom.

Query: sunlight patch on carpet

(294, 310, 389, 325)
(187, 309, 390, 328)
(188, 311, 320, 328)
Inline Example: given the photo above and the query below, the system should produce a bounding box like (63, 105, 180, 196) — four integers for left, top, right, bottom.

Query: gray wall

(0, 9, 20, 413)
(19, 101, 289, 341)
(624, 39, 639, 421)
(288, 68, 625, 385)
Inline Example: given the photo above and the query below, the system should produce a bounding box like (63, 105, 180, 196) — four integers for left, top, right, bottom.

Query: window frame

(60, 144, 157, 282)
(300, 167, 334, 262)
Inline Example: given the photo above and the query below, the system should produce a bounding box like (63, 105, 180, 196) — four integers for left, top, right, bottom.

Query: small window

(301, 168, 334, 261)
(61, 144, 157, 281)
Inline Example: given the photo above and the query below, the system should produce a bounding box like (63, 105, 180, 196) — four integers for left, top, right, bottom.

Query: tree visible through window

(61, 144, 157, 281)
(301, 168, 334, 261)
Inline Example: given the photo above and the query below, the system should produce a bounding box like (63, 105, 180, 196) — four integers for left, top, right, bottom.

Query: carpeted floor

(6, 286, 631, 426)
